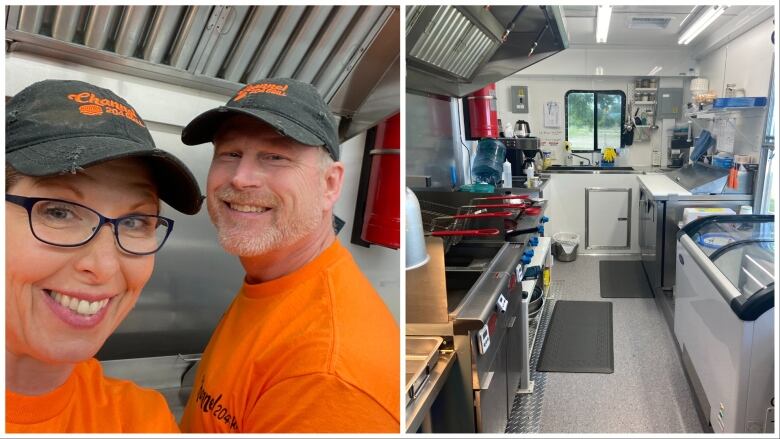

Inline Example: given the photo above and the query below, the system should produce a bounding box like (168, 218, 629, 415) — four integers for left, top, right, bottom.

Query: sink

(406, 336, 443, 404)
(548, 165, 634, 171)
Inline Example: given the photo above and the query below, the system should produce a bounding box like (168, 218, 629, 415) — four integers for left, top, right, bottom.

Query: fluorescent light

(596, 5, 612, 43)
(678, 5, 728, 45)
(648, 66, 663, 76)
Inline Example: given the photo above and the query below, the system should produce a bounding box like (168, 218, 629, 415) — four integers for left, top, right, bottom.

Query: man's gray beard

(208, 198, 323, 257)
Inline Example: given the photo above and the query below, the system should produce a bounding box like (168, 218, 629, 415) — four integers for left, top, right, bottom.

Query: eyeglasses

(5, 194, 174, 255)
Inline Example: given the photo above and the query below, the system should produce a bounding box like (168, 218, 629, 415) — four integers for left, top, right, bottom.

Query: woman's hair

(6, 164, 23, 190)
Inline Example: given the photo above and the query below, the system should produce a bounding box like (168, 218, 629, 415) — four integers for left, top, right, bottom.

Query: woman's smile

(41, 287, 115, 328)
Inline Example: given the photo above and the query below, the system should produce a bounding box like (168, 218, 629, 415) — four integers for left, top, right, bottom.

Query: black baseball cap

(6, 79, 203, 215)
(181, 78, 340, 160)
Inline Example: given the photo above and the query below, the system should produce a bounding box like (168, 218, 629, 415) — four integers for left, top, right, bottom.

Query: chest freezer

(674, 215, 774, 433)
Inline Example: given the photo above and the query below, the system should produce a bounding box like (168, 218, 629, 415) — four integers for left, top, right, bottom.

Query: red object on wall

(361, 113, 400, 249)
(466, 83, 498, 139)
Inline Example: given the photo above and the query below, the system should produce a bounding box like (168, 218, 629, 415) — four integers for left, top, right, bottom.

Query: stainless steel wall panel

(84, 6, 120, 50)
(52, 5, 81, 42)
(272, 6, 333, 78)
(448, 28, 481, 77)
(143, 6, 184, 63)
(428, 11, 465, 67)
(294, 5, 359, 84)
(168, 6, 212, 70)
(430, 15, 468, 69)
(18, 6, 44, 34)
(188, 7, 227, 73)
(200, 6, 250, 77)
(115, 6, 152, 57)
(221, 6, 278, 82)
(314, 6, 387, 100)
(410, 6, 450, 61)
(244, 6, 306, 82)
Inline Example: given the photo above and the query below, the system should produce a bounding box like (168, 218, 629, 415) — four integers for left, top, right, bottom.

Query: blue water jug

(472, 138, 506, 185)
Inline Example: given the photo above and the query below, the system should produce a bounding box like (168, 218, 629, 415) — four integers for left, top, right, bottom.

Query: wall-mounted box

(510, 85, 529, 113)
(658, 88, 683, 118)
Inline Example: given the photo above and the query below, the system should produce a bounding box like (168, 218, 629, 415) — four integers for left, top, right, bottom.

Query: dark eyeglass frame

(5, 194, 174, 256)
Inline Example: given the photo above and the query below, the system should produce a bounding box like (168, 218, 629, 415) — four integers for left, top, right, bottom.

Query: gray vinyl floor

(535, 255, 704, 434)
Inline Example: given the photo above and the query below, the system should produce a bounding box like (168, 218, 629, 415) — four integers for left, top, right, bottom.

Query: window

(565, 90, 626, 152)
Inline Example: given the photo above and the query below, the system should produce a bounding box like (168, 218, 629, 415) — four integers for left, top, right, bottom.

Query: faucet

(569, 153, 592, 166)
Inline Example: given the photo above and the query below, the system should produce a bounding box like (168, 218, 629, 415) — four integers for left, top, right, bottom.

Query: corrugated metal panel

(244, 6, 307, 81)
(7, 5, 398, 124)
(51, 5, 81, 42)
(168, 6, 212, 70)
(408, 5, 500, 80)
(295, 6, 360, 84)
(221, 6, 278, 82)
(84, 6, 120, 50)
(18, 5, 44, 33)
(314, 6, 388, 99)
(143, 6, 184, 63)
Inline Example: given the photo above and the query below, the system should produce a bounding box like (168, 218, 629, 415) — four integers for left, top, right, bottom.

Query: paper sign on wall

(544, 101, 561, 128)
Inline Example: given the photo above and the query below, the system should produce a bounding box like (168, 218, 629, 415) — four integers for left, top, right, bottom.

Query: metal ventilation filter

(7, 5, 392, 103)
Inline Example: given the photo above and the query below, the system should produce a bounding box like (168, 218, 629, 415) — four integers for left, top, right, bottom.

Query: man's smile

(226, 202, 271, 213)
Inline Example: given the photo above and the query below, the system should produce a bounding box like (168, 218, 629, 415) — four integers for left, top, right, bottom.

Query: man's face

(206, 116, 342, 256)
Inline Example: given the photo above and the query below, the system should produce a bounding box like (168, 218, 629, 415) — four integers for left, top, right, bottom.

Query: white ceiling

(562, 5, 747, 47)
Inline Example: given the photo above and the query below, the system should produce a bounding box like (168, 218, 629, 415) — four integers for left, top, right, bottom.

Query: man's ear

(322, 161, 345, 211)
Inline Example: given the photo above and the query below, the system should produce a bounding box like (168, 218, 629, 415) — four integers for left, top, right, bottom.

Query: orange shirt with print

(179, 240, 400, 433)
(6, 358, 179, 433)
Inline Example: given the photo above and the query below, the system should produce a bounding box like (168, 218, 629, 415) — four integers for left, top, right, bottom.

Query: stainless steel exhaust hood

(5, 5, 399, 140)
(406, 5, 568, 97)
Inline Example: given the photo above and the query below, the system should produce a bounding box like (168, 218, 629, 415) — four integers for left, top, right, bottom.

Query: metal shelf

(634, 88, 657, 92)
(634, 101, 656, 105)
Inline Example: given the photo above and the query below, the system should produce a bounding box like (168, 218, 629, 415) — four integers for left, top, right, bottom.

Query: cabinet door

(586, 188, 631, 249)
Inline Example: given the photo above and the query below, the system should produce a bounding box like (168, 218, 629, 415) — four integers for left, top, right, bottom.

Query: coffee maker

(502, 137, 542, 177)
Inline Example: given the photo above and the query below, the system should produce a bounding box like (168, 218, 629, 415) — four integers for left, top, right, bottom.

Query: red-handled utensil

(445, 212, 513, 219)
(472, 204, 529, 209)
(474, 195, 530, 200)
(430, 229, 501, 237)
(523, 207, 542, 216)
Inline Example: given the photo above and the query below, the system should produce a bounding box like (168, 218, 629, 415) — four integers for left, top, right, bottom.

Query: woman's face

(6, 158, 159, 364)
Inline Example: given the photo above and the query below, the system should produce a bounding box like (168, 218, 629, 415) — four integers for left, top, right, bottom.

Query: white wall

(5, 51, 400, 322)
(521, 46, 695, 77)
(494, 75, 660, 167)
(690, 17, 774, 161)
(694, 18, 774, 98)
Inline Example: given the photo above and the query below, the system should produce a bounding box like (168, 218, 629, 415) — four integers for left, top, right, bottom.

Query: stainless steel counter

(405, 350, 456, 433)
(541, 166, 670, 175)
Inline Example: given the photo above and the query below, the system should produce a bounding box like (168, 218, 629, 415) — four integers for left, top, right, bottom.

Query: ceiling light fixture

(596, 5, 612, 43)
(678, 5, 728, 45)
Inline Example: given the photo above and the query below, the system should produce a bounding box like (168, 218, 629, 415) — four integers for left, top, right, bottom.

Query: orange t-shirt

(179, 240, 400, 433)
(5, 358, 179, 433)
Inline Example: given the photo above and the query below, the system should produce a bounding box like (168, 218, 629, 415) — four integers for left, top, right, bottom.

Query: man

(178, 79, 399, 433)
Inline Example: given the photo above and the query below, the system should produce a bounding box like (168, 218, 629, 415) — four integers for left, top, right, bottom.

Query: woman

(5, 79, 203, 432)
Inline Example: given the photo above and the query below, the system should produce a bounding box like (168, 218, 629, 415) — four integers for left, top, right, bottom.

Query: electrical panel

(658, 88, 683, 119)
(511, 85, 529, 113)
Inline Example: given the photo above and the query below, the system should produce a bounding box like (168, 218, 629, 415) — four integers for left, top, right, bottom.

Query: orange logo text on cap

(67, 92, 145, 127)
(233, 83, 288, 102)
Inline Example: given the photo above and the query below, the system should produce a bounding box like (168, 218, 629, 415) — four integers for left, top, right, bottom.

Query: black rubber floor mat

(599, 260, 654, 298)
(536, 301, 614, 373)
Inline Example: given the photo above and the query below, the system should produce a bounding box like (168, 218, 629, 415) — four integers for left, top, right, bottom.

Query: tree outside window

(565, 90, 626, 152)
